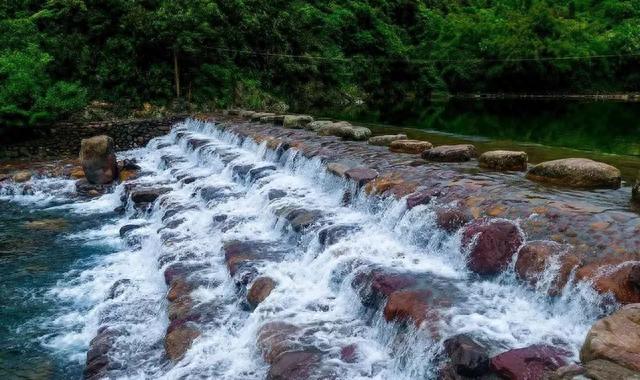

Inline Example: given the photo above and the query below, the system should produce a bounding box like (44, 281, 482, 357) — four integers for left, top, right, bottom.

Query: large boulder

(479, 150, 528, 171)
(526, 158, 621, 189)
(80, 135, 119, 184)
(461, 218, 523, 275)
(584, 359, 640, 380)
(389, 139, 433, 154)
(283, 115, 313, 129)
(422, 144, 477, 162)
(368, 134, 408, 146)
(490, 345, 571, 380)
(580, 303, 640, 372)
(12, 170, 32, 183)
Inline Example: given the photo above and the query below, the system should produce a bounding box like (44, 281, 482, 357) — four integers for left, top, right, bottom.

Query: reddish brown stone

(247, 277, 276, 308)
(257, 322, 301, 364)
(267, 350, 321, 380)
(515, 241, 581, 294)
(167, 278, 191, 302)
(576, 261, 640, 304)
(435, 207, 471, 233)
(462, 218, 524, 275)
(164, 323, 200, 361)
(340, 344, 358, 363)
(344, 167, 378, 186)
(383, 289, 438, 331)
(490, 345, 571, 380)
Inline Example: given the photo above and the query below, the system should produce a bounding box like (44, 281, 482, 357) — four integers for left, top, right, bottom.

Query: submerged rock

(368, 134, 408, 146)
(490, 345, 571, 380)
(526, 158, 621, 189)
(576, 261, 640, 304)
(479, 150, 528, 172)
(389, 139, 433, 154)
(435, 207, 472, 233)
(267, 350, 322, 380)
(422, 144, 477, 162)
(515, 241, 580, 294)
(80, 135, 119, 184)
(461, 218, 523, 275)
(344, 167, 378, 186)
(164, 322, 200, 361)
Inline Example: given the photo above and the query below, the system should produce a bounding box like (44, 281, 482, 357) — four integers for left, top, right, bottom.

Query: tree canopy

(1, 0, 639, 126)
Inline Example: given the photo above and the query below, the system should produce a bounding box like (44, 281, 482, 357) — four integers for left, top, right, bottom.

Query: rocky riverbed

(1, 114, 639, 379)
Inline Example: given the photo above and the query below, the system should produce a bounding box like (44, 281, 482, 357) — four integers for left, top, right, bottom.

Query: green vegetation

(1, 0, 639, 126)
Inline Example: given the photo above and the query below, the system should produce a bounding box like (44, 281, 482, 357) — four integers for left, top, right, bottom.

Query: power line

(211, 46, 640, 64)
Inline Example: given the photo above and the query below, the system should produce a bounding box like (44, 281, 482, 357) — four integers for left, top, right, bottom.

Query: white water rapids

(1, 119, 613, 379)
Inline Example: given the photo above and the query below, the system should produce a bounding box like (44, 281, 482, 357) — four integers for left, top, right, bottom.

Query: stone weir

(0, 117, 184, 160)
(199, 111, 640, 306)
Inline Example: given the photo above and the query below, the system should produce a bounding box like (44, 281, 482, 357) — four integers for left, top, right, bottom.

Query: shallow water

(0, 119, 617, 379)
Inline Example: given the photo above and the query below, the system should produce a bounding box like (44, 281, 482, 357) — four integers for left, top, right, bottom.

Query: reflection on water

(314, 99, 640, 181)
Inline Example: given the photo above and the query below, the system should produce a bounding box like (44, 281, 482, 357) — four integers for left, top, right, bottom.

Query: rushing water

(0, 119, 614, 379)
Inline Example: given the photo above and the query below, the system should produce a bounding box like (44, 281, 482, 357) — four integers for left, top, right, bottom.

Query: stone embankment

(0, 117, 182, 160)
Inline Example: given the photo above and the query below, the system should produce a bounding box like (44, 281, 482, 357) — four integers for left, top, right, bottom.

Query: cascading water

(0, 119, 613, 379)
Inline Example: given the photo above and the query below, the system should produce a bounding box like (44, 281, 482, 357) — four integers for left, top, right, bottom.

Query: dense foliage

(1, 0, 639, 126)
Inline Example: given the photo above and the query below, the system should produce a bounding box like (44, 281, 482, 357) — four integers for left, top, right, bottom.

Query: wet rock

(389, 139, 433, 154)
(461, 218, 524, 275)
(580, 303, 640, 372)
(479, 150, 528, 172)
(353, 269, 418, 307)
(199, 186, 233, 202)
(75, 179, 110, 197)
(12, 170, 32, 183)
(84, 327, 117, 380)
(285, 209, 323, 232)
(119, 224, 145, 237)
(406, 189, 438, 209)
(268, 189, 287, 201)
(168, 296, 193, 321)
(435, 207, 472, 233)
(318, 224, 361, 246)
(526, 158, 621, 189)
(490, 345, 571, 380)
(345, 167, 378, 186)
(186, 138, 210, 150)
(247, 277, 276, 308)
(167, 277, 192, 302)
(422, 144, 478, 162)
(576, 262, 640, 304)
(340, 344, 359, 363)
(283, 115, 314, 129)
(80, 135, 119, 184)
(267, 350, 322, 380)
(232, 164, 254, 178)
(583, 359, 640, 380)
(121, 158, 140, 171)
(130, 188, 171, 205)
(160, 154, 187, 168)
(368, 134, 408, 146)
(223, 240, 285, 277)
(257, 321, 301, 364)
(515, 241, 581, 293)
(326, 162, 352, 178)
(633, 181, 640, 204)
(443, 334, 490, 377)
(106, 279, 132, 299)
(248, 165, 276, 181)
(383, 289, 438, 329)
(550, 364, 587, 379)
(260, 114, 286, 125)
(164, 323, 200, 361)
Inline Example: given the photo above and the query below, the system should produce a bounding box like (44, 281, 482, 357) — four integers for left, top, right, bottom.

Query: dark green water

(0, 200, 115, 379)
(319, 99, 640, 156)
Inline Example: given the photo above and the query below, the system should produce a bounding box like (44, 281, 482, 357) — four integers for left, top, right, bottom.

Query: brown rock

(461, 218, 523, 275)
(479, 150, 528, 171)
(247, 277, 276, 308)
(283, 115, 314, 129)
(168, 296, 193, 321)
(443, 334, 490, 377)
(515, 241, 581, 294)
(257, 322, 300, 364)
(526, 158, 621, 189)
(79, 135, 119, 184)
(383, 289, 438, 330)
(490, 345, 571, 380)
(576, 262, 640, 304)
(368, 134, 408, 146)
(580, 303, 640, 372)
(422, 145, 477, 162)
(583, 359, 640, 380)
(344, 167, 378, 186)
(12, 170, 32, 183)
(326, 162, 351, 178)
(435, 207, 471, 233)
(164, 323, 199, 361)
(389, 139, 433, 154)
(167, 278, 191, 302)
(267, 350, 321, 380)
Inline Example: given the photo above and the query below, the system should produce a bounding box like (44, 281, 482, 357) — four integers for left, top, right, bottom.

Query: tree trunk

(173, 49, 181, 98)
